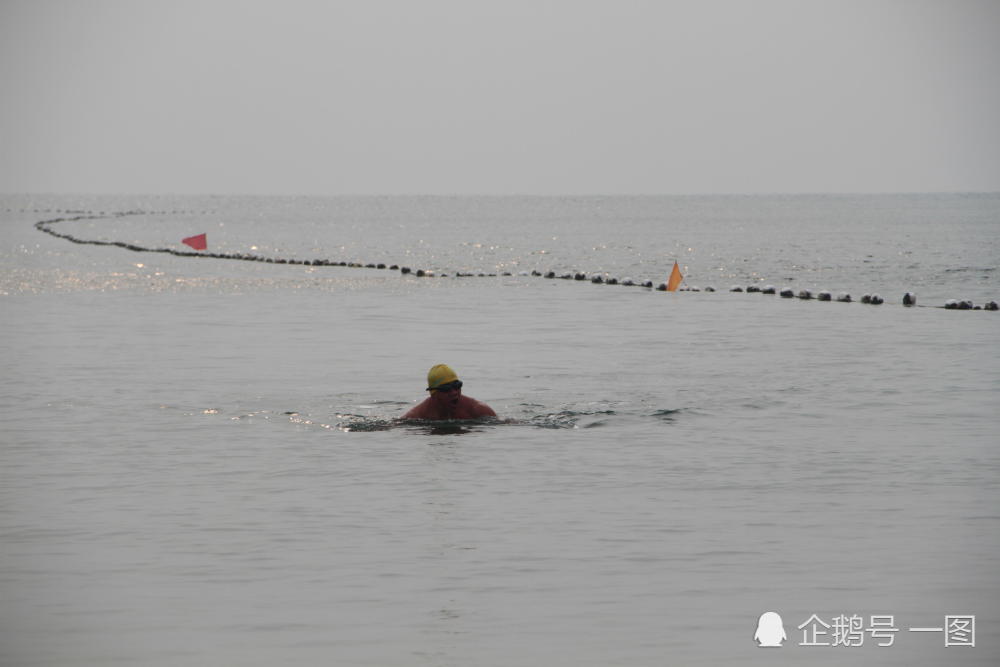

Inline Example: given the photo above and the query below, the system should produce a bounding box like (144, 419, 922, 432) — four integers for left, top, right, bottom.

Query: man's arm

(402, 401, 429, 419)
(471, 400, 497, 418)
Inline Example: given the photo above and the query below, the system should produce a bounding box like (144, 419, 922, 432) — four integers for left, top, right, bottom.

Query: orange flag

(182, 233, 207, 251)
(666, 261, 683, 291)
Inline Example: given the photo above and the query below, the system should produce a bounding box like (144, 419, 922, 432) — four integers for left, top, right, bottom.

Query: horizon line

(3, 190, 999, 199)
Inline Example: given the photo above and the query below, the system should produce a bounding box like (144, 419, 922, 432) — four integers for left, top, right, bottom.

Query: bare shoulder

(465, 396, 497, 418)
(402, 400, 431, 419)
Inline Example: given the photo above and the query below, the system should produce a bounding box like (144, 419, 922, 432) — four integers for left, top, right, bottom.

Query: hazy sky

(2, 0, 998, 195)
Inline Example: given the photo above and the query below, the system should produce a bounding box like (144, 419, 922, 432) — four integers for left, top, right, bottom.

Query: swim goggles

(429, 380, 463, 393)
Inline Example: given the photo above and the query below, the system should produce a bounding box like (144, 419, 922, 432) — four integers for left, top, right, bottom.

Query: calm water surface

(1, 194, 998, 666)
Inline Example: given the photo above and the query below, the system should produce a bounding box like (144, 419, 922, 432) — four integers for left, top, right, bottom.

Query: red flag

(182, 233, 207, 251)
(666, 261, 683, 291)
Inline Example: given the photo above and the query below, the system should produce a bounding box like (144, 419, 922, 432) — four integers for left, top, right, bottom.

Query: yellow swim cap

(427, 364, 459, 390)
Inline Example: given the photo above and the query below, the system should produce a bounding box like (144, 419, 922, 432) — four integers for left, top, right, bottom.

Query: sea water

(1, 194, 998, 666)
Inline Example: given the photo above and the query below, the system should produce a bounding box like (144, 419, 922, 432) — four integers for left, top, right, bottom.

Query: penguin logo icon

(754, 611, 787, 647)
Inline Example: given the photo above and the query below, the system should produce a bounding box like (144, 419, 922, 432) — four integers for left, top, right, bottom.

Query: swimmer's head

(427, 364, 460, 392)
(753, 612, 786, 647)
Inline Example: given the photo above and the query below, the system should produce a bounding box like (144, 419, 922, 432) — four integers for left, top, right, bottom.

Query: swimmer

(402, 364, 497, 420)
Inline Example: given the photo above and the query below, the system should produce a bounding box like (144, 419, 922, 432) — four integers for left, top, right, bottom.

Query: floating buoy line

(29, 209, 999, 311)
